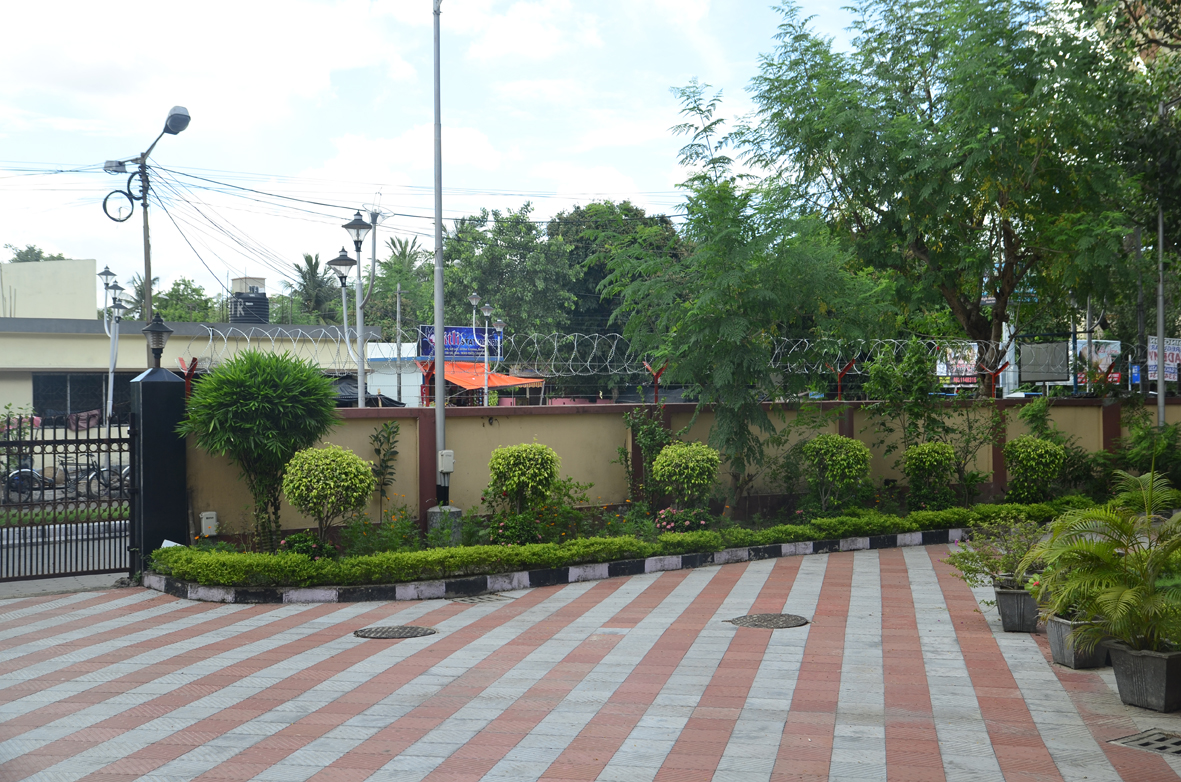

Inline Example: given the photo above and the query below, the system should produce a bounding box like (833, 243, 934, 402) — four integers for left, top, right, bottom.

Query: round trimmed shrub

(485, 442, 560, 514)
(903, 441, 956, 511)
(1003, 435, 1066, 504)
(282, 445, 376, 542)
(651, 441, 720, 509)
(801, 434, 871, 512)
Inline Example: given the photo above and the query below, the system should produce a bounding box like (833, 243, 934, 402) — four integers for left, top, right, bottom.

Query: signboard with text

(418, 326, 503, 360)
(1148, 336, 1181, 382)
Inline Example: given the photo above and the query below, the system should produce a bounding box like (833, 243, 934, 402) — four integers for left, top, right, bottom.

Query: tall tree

(283, 253, 339, 325)
(367, 236, 432, 341)
(5, 244, 65, 263)
(122, 273, 160, 320)
(547, 201, 687, 335)
(155, 278, 215, 322)
(603, 82, 891, 497)
(442, 204, 576, 335)
(736, 0, 1141, 368)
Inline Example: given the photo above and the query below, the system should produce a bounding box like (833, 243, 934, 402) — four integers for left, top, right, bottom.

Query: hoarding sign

(418, 326, 502, 360)
(1148, 336, 1181, 382)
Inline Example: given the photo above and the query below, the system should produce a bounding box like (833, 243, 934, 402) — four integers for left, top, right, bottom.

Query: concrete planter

(1046, 615, 1108, 669)
(994, 585, 1039, 632)
(1106, 641, 1181, 712)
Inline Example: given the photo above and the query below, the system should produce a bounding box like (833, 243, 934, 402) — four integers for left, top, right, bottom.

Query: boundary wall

(186, 398, 1163, 537)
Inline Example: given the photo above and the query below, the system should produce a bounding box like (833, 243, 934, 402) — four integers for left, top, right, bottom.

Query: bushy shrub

(971, 502, 1056, 526)
(810, 513, 919, 540)
(654, 507, 713, 534)
(179, 349, 338, 551)
(907, 507, 973, 530)
(282, 445, 376, 541)
(903, 442, 956, 511)
(801, 434, 871, 512)
(484, 443, 560, 515)
(657, 530, 725, 555)
(651, 441, 720, 509)
(1003, 436, 1065, 504)
(278, 530, 338, 560)
(340, 505, 420, 556)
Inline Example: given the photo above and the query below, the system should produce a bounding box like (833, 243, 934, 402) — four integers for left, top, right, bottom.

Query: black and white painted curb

(144, 528, 965, 604)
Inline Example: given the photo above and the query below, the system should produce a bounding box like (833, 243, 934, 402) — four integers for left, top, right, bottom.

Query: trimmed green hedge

(149, 500, 1092, 588)
(0, 505, 129, 527)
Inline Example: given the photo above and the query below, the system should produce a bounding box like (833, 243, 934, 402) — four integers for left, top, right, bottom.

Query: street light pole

(433, 0, 448, 505)
(343, 212, 372, 408)
(1158, 96, 1181, 427)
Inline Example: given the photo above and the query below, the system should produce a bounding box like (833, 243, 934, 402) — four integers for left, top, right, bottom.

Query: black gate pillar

(129, 367, 187, 576)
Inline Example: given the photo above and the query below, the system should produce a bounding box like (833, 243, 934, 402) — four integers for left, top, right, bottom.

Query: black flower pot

(1046, 616, 1108, 669)
(993, 585, 1039, 632)
(1106, 641, 1181, 712)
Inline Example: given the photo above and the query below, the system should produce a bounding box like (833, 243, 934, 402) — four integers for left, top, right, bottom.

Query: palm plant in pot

(1022, 566, 1109, 669)
(1027, 471, 1181, 711)
(944, 511, 1046, 632)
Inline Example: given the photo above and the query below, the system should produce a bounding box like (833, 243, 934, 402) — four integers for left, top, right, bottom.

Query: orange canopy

(418, 361, 545, 391)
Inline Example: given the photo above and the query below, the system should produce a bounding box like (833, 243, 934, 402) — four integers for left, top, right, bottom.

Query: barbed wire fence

(176, 327, 1127, 396)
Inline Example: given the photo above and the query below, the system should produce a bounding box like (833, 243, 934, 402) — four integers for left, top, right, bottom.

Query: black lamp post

(342, 212, 372, 407)
(141, 314, 173, 369)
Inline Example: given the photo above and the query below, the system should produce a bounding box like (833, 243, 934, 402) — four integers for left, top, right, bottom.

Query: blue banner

(418, 326, 503, 360)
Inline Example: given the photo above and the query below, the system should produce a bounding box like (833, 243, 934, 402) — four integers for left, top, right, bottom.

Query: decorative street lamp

(480, 302, 493, 405)
(105, 295, 128, 422)
(99, 266, 116, 336)
(141, 313, 174, 370)
(327, 247, 364, 402)
(102, 106, 191, 336)
(343, 212, 372, 407)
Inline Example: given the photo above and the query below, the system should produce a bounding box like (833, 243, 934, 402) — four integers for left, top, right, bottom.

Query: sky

(0, 0, 855, 307)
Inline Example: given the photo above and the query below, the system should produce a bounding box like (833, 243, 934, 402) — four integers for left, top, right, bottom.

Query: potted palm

(1024, 567, 1109, 669)
(945, 511, 1045, 631)
(1028, 471, 1181, 711)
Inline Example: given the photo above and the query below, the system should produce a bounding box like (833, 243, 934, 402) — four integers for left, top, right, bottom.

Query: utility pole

(1158, 96, 1181, 426)
(396, 283, 403, 403)
(433, 0, 449, 505)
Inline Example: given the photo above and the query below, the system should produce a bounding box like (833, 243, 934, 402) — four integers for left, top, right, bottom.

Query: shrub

(810, 513, 919, 540)
(485, 443, 560, 515)
(651, 441, 720, 509)
(907, 507, 972, 530)
(971, 502, 1056, 526)
(944, 514, 1046, 590)
(801, 434, 871, 512)
(903, 442, 956, 511)
(283, 445, 376, 542)
(1003, 435, 1065, 504)
(278, 530, 339, 560)
(616, 407, 676, 505)
(369, 421, 400, 517)
(340, 505, 420, 556)
(654, 507, 713, 534)
(657, 530, 725, 555)
(178, 350, 338, 550)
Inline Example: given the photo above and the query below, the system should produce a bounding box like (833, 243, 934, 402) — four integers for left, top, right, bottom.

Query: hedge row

(0, 505, 130, 527)
(151, 500, 1086, 588)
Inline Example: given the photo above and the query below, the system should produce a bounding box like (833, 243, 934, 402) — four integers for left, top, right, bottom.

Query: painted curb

(145, 527, 966, 604)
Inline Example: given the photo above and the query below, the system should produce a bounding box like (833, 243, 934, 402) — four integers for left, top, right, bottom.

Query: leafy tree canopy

(155, 277, 215, 323)
(5, 244, 65, 263)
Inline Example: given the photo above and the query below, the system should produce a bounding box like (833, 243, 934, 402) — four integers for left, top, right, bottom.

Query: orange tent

(417, 361, 545, 391)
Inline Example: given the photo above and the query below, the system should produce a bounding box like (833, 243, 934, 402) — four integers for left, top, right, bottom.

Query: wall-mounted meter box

(199, 511, 218, 537)
(438, 450, 455, 474)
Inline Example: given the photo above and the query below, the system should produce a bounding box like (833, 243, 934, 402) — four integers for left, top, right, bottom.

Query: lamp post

(343, 211, 372, 407)
(99, 266, 116, 336)
(1158, 95, 1181, 427)
(102, 106, 190, 340)
(106, 295, 128, 422)
(141, 314, 174, 370)
(326, 248, 362, 401)
(493, 318, 505, 404)
(433, 0, 449, 507)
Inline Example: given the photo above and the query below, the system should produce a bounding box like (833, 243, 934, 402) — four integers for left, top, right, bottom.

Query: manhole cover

(725, 614, 809, 629)
(452, 594, 514, 604)
(1111, 730, 1181, 756)
(354, 625, 438, 639)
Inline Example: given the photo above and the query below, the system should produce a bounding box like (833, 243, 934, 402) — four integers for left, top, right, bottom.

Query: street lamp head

(327, 247, 356, 286)
(163, 106, 190, 135)
(142, 313, 174, 369)
(112, 299, 129, 313)
(481, 303, 493, 318)
(468, 292, 480, 308)
(343, 211, 371, 251)
(493, 319, 505, 334)
(98, 266, 116, 284)
(108, 281, 125, 296)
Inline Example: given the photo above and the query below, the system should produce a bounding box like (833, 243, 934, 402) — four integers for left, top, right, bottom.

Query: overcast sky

(0, 0, 853, 304)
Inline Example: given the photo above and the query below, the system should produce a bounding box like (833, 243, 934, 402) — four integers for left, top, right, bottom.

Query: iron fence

(1, 412, 133, 581)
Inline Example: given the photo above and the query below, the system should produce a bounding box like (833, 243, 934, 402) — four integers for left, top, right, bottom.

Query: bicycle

(4, 456, 128, 504)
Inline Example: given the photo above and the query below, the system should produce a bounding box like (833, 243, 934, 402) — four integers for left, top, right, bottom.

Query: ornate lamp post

(327, 248, 364, 402)
(141, 314, 174, 370)
(342, 212, 372, 407)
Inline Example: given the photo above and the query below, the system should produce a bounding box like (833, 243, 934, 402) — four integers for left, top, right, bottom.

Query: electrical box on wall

(199, 511, 218, 537)
(437, 450, 455, 474)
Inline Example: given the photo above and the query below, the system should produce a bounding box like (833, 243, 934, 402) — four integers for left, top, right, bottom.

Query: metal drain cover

(452, 594, 513, 604)
(354, 625, 437, 639)
(725, 613, 809, 629)
(1111, 730, 1181, 756)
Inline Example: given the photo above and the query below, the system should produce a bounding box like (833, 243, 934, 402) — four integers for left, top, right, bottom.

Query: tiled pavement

(2, 545, 1181, 781)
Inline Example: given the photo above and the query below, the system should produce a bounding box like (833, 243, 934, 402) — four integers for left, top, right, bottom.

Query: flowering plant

(278, 530, 339, 560)
(654, 507, 713, 534)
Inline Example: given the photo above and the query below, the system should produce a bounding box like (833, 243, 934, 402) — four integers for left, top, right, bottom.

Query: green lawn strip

(151, 500, 1085, 589)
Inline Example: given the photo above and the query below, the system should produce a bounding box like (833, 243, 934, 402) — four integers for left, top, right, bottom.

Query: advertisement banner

(1076, 339, 1121, 385)
(936, 343, 978, 385)
(418, 326, 502, 360)
(1148, 336, 1181, 382)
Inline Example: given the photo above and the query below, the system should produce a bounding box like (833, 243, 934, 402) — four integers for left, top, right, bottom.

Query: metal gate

(1, 412, 133, 581)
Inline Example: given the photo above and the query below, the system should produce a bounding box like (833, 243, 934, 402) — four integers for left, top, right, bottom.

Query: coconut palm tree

(122, 274, 160, 320)
(283, 253, 338, 324)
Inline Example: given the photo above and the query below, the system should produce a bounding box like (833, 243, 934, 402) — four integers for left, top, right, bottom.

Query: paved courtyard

(2, 544, 1180, 781)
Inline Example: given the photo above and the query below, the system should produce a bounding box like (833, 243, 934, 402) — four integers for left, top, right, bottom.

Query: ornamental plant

(800, 434, 870, 512)
(903, 442, 956, 511)
(943, 511, 1045, 591)
(282, 445, 376, 542)
(178, 350, 337, 551)
(278, 530, 339, 560)
(484, 442, 560, 515)
(1022, 472, 1181, 653)
(651, 441, 720, 509)
(1004, 435, 1066, 503)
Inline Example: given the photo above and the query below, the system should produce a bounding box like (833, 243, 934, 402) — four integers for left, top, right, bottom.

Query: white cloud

(463, 1, 601, 62)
